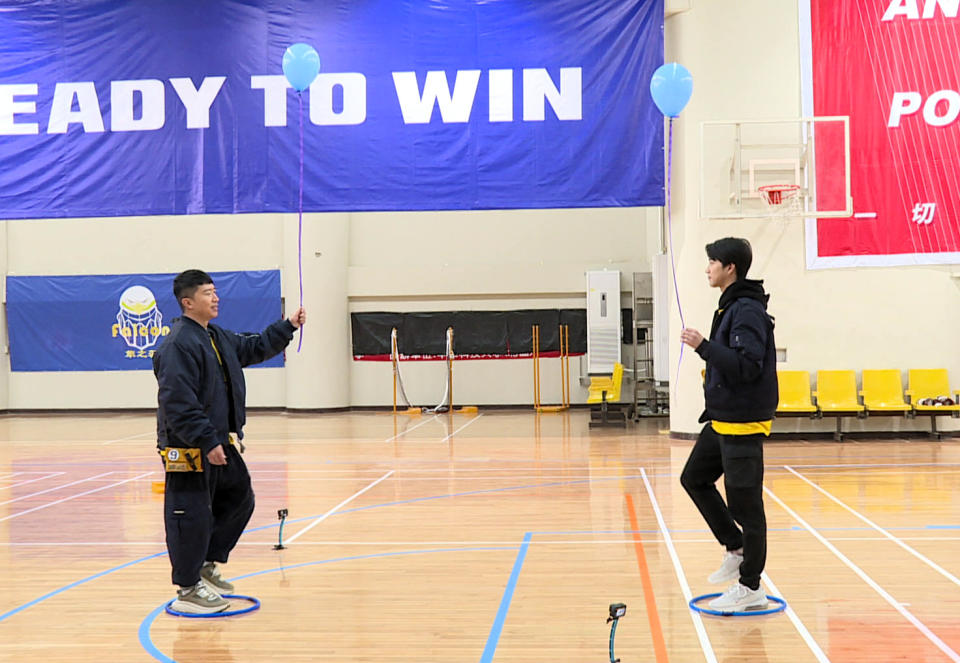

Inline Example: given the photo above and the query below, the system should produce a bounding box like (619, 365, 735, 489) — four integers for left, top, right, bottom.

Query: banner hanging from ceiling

(0, 0, 665, 219)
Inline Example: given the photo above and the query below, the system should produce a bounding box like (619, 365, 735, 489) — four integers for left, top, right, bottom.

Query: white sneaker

(708, 549, 743, 584)
(708, 583, 769, 613)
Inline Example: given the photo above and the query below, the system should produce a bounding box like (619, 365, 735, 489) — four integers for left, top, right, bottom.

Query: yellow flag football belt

(160, 447, 203, 472)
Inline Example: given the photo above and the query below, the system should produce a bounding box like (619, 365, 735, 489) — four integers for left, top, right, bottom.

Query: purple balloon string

(296, 93, 304, 352)
(665, 117, 685, 398)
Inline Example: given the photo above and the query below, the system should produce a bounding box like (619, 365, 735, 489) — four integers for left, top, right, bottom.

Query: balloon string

(665, 117, 685, 400)
(297, 92, 304, 353)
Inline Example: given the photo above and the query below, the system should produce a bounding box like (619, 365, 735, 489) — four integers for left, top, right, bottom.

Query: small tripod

(607, 603, 626, 663)
(273, 508, 288, 550)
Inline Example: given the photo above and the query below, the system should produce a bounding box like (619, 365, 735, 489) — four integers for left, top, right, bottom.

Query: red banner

(805, 0, 960, 266)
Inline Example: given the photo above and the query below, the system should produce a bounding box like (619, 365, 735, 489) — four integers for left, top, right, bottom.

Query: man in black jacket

(679, 238, 778, 612)
(154, 269, 305, 614)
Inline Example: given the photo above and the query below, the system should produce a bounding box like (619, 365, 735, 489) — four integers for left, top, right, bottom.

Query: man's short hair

(705, 237, 752, 280)
(173, 270, 214, 311)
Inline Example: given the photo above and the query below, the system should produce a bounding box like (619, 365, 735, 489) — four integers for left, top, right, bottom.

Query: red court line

(625, 493, 669, 663)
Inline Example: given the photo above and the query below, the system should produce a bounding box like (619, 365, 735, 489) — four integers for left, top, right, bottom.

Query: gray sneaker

(200, 562, 235, 594)
(171, 581, 230, 614)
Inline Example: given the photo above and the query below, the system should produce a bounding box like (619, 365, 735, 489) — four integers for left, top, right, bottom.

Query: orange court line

(625, 493, 670, 663)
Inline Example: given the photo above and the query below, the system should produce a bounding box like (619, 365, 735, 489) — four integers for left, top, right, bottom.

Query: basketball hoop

(758, 184, 801, 207)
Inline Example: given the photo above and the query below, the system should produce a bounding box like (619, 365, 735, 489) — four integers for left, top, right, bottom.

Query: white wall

(0, 206, 659, 409)
(348, 207, 660, 406)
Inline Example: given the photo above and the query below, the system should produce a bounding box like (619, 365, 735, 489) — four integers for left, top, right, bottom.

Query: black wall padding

(351, 312, 403, 356)
(351, 309, 597, 357)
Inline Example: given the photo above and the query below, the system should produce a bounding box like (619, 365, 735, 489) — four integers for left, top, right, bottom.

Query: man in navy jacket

(679, 238, 778, 613)
(154, 269, 305, 613)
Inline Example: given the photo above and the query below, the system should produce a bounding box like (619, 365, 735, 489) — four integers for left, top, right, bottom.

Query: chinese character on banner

(126, 350, 136, 359)
(911, 202, 936, 225)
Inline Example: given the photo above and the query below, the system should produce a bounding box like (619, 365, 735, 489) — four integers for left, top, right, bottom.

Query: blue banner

(6, 271, 283, 371)
(0, 0, 664, 218)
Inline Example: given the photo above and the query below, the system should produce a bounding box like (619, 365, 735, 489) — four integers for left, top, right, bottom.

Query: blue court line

(335, 475, 645, 516)
(480, 532, 532, 663)
(530, 525, 960, 535)
(238, 475, 647, 535)
(0, 551, 166, 623)
(139, 546, 517, 663)
(1, 475, 630, 627)
(4, 465, 957, 630)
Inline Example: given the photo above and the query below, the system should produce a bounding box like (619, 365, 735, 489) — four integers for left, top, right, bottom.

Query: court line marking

(639, 468, 717, 663)
(765, 485, 960, 662)
(0, 472, 154, 523)
(253, 475, 664, 481)
(0, 551, 167, 623)
(760, 572, 831, 662)
(440, 413, 485, 443)
(101, 430, 156, 445)
(785, 466, 960, 588)
(136, 546, 518, 663)
(382, 415, 439, 443)
(625, 494, 669, 663)
(645, 464, 913, 662)
(0, 538, 715, 547)
(6, 533, 960, 547)
(0, 471, 116, 507)
(480, 532, 532, 663)
(782, 462, 960, 469)
(2, 457, 953, 647)
(285, 471, 395, 544)
(0, 472, 65, 490)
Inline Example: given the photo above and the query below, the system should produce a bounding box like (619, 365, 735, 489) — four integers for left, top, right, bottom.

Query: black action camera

(608, 603, 626, 620)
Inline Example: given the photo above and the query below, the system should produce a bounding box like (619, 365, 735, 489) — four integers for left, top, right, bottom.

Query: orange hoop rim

(758, 184, 801, 206)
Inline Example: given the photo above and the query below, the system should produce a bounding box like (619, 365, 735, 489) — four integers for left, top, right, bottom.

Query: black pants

(164, 443, 255, 588)
(680, 423, 766, 590)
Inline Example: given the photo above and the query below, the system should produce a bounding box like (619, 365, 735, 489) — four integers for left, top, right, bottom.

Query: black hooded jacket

(153, 316, 295, 453)
(694, 279, 778, 423)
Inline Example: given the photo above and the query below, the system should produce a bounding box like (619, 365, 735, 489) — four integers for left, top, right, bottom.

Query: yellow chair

(588, 363, 626, 427)
(587, 362, 624, 403)
(814, 370, 864, 441)
(776, 370, 818, 415)
(906, 369, 960, 438)
(860, 369, 911, 413)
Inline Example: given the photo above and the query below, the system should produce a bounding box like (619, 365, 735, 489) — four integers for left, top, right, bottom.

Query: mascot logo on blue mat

(112, 285, 170, 356)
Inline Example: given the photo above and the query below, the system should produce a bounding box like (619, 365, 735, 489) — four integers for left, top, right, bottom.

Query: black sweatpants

(680, 423, 766, 590)
(164, 443, 255, 588)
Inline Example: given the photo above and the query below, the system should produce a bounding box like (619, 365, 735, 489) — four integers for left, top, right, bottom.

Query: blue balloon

(282, 43, 320, 92)
(650, 63, 693, 117)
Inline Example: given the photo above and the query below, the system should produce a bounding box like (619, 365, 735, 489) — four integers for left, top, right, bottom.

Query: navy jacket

(154, 316, 295, 452)
(694, 279, 778, 423)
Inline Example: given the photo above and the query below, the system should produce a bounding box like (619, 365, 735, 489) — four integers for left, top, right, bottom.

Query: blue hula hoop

(165, 594, 261, 618)
(689, 593, 787, 617)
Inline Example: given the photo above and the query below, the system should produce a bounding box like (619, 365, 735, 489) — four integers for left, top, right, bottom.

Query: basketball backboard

(699, 116, 852, 219)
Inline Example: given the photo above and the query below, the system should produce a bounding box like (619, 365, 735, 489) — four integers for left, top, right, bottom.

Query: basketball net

(758, 184, 802, 216)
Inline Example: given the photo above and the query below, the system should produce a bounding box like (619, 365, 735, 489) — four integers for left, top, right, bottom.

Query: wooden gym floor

(1, 410, 959, 662)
